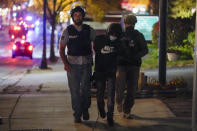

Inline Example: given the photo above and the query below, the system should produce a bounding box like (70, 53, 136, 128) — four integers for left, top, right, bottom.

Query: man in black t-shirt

(94, 23, 122, 126)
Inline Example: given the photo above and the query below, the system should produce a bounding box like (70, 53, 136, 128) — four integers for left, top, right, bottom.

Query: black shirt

(94, 35, 120, 74)
(117, 26, 148, 66)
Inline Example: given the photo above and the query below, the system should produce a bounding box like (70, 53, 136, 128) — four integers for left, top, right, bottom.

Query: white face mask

(109, 35, 117, 41)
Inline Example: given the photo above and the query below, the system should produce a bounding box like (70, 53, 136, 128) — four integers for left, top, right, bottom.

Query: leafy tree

(32, 0, 77, 62)
(31, 0, 121, 62)
(169, 0, 195, 19)
(148, 0, 195, 18)
(128, 0, 149, 7)
(148, 0, 159, 15)
(0, 0, 28, 8)
(84, 0, 121, 21)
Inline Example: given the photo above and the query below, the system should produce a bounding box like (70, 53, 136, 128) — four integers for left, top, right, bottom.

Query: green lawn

(141, 56, 193, 70)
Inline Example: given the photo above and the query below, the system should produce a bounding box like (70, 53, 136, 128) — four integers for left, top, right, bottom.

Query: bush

(168, 31, 195, 59)
(183, 31, 195, 57)
(151, 18, 194, 48)
(148, 44, 158, 58)
(184, 31, 195, 45)
(151, 21, 178, 48)
(168, 45, 193, 59)
(152, 22, 159, 46)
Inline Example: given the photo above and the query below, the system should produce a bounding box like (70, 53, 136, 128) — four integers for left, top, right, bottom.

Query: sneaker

(107, 113, 114, 126)
(123, 113, 134, 119)
(74, 117, 82, 123)
(82, 110, 90, 120)
(117, 104, 123, 113)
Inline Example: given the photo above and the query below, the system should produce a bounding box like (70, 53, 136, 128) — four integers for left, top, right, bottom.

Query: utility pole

(40, 0, 48, 69)
(158, 0, 167, 85)
(192, 0, 197, 130)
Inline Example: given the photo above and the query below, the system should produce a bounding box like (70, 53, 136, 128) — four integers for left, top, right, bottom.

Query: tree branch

(59, 0, 72, 12)
(53, 0, 56, 13)
(56, 0, 64, 12)
(46, 0, 52, 18)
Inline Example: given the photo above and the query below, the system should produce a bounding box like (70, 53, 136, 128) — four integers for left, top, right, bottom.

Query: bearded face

(72, 12, 83, 26)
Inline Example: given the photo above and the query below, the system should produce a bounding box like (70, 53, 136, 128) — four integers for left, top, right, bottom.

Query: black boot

(74, 112, 82, 123)
(74, 116, 81, 123)
(107, 113, 114, 126)
(82, 110, 90, 120)
(98, 108, 106, 118)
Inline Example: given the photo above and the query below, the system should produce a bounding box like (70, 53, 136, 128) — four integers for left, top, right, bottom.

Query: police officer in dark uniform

(116, 14, 148, 119)
(59, 6, 95, 123)
(94, 23, 122, 126)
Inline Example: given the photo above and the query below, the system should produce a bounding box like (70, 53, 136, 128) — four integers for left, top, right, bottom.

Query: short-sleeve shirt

(60, 24, 96, 65)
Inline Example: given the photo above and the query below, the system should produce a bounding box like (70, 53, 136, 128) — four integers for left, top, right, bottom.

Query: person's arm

(59, 43, 70, 72)
(135, 33, 148, 59)
(90, 27, 96, 55)
(59, 28, 70, 72)
(91, 41, 95, 55)
(93, 36, 99, 53)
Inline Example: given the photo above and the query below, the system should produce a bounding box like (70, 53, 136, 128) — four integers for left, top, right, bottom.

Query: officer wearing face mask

(93, 23, 122, 126)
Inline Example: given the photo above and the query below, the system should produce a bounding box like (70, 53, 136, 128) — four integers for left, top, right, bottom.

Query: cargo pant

(116, 65, 140, 114)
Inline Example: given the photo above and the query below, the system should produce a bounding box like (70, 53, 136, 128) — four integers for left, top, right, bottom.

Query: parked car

(9, 25, 28, 41)
(12, 40, 33, 59)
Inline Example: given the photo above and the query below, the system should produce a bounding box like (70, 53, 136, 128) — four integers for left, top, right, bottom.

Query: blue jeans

(96, 73, 116, 115)
(116, 65, 140, 114)
(67, 64, 92, 118)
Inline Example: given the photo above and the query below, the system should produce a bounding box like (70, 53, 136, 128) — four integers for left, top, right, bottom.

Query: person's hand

(64, 64, 70, 72)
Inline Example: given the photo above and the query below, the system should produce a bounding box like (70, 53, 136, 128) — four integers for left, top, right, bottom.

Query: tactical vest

(67, 24, 91, 56)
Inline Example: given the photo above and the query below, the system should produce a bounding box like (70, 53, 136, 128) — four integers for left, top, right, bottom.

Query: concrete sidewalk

(0, 60, 192, 131)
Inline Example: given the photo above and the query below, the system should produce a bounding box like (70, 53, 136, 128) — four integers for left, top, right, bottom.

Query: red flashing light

(22, 35, 26, 39)
(14, 26, 17, 30)
(13, 44, 17, 50)
(21, 40, 25, 44)
(11, 35, 15, 39)
(28, 45, 33, 51)
(14, 26, 21, 31)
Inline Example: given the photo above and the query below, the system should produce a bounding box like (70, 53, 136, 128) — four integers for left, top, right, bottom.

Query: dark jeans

(96, 73, 116, 115)
(67, 64, 92, 118)
(116, 65, 140, 114)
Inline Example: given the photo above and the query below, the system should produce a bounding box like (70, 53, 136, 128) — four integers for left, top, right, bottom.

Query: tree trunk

(49, 16, 58, 62)
(40, 0, 48, 69)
